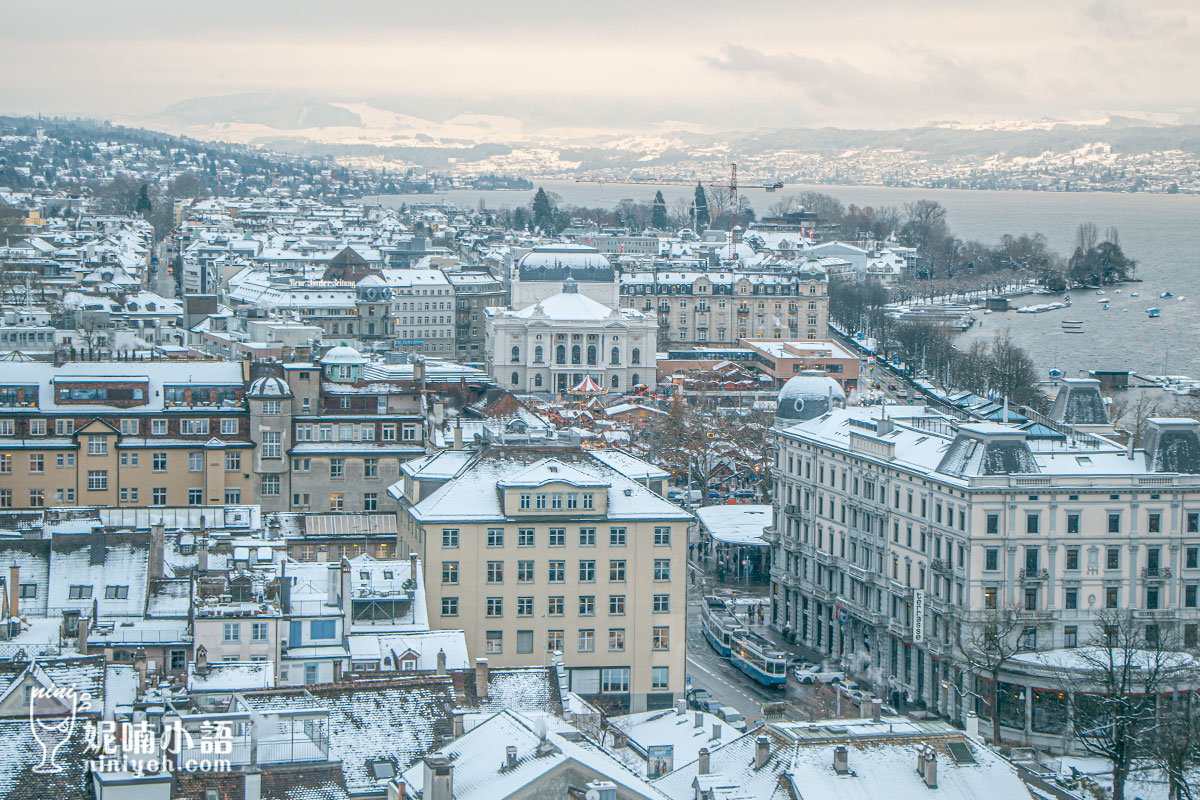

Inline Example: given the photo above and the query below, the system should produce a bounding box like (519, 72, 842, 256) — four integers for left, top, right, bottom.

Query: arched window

(631, 347, 641, 365)
(571, 345, 581, 365)
(632, 373, 640, 386)
(587, 345, 597, 365)
(611, 375, 620, 389)
(534, 345, 543, 363)
(556, 345, 566, 364)
(610, 347, 620, 365)
(534, 374, 543, 387)
(511, 345, 520, 363)
(511, 372, 519, 386)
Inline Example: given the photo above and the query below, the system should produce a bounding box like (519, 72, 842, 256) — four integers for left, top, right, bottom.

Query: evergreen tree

(651, 190, 668, 230)
(693, 184, 710, 230)
(134, 183, 152, 216)
(532, 187, 555, 233)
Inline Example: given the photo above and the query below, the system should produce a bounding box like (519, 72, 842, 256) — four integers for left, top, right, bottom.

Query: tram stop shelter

(695, 504, 771, 584)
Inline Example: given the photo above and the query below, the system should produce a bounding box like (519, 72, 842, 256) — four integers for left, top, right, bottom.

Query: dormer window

(520, 493, 531, 510)
(582, 493, 594, 510)
(535, 493, 547, 510)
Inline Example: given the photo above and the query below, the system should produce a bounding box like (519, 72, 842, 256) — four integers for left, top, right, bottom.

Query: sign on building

(647, 744, 673, 778)
(912, 590, 925, 643)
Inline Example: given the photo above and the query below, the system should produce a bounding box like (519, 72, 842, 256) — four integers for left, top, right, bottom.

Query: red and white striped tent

(569, 375, 605, 395)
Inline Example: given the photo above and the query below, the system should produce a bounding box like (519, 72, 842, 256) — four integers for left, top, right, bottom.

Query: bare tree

(1075, 221, 1100, 254)
(956, 605, 1024, 745)
(1146, 686, 1200, 800)
(1060, 611, 1193, 800)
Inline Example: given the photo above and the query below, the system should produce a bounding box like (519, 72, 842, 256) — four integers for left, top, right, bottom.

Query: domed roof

(247, 376, 292, 398)
(322, 343, 367, 365)
(775, 371, 845, 426)
(517, 244, 615, 283)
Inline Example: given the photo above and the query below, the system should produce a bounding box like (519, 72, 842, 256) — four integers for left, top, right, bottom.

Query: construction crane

(575, 163, 784, 230)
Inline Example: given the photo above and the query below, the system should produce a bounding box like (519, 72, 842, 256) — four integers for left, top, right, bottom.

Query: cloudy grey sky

(2, 0, 1197, 131)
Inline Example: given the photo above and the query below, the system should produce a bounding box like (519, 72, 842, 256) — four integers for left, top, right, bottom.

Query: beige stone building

(0, 361, 254, 510)
(391, 444, 691, 713)
(620, 265, 829, 348)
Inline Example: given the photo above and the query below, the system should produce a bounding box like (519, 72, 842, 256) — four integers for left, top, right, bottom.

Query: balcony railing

(930, 559, 952, 576)
(1018, 568, 1049, 581)
(1141, 567, 1172, 580)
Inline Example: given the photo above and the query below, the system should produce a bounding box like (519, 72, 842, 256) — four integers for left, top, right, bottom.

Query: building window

(609, 595, 625, 615)
(986, 514, 999, 534)
(519, 493, 531, 510)
(1106, 586, 1119, 609)
(653, 559, 671, 581)
(547, 630, 564, 651)
(28, 454, 44, 474)
(223, 622, 240, 642)
(442, 562, 459, 584)
(579, 527, 596, 546)
(18, 584, 36, 599)
(225, 488, 241, 505)
(609, 527, 626, 546)
(548, 560, 565, 582)
(984, 587, 997, 609)
(152, 487, 167, 505)
(87, 436, 108, 456)
(548, 596, 564, 616)
(221, 418, 238, 435)
(1025, 513, 1039, 534)
(486, 597, 503, 617)
(578, 595, 595, 616)
(487, 528, 505, 547)
(188, 488, 203, 505)
(68, 585, 93, 599)
(1066, 513, 1080, 534)
(252, 622, 269, 641)
(601, 668, 630, 694)
(1107, 547, 1120, 570)
(486, 631, 503, 654)
(984, 548, 999, 571)
(609, 559, 626, 582)
(152, 452, 167, 471)
(1184, 585, 1197, 608)
(1108, 513, 1121, 533)
(364, 458, 378, 478)
(261, 475, 280, 496)
(87, 470, 108, 491)
(608, 629, 626, 652)
(441, 597, 458, 616)
(487, 561, 504, 584)
(652, 627, 670, 650)
(577, 629, 595, 652)
(329, 458, 344, 480)
(652, 594, 670, 613)
(582, 493, 594, 509)
(579, 560, 595, 582)
(517, 560, 534, 583)
(261, 431, 282, 459)
(653, 527, 671, 546)
(517, 528, 535, 547)
(535, 493, 547, 509)
(651, 666, 669, 690)
(1065, 548, 1080, 570)
(225, 451, 241, 472)
(442, 529, 459, 548)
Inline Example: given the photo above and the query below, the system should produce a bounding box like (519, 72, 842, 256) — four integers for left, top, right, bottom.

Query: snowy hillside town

(0, 115, 1197, 800)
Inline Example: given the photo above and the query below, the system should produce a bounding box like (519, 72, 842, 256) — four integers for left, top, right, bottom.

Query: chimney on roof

(965, 712, 980, 740)
(451, 709, 465, 738)
(436, 648, 446, 676)
(453, 422, 463, 451)
(698, 747, 711, 775)
(475, 658, 489, 699)
(197, 537, 209, 573)
(149, 522, 165, 580)
(694, 711, 703, 729)
(409, 552, 419, 585)
(327, 563, 340, 607)
(244, 768, 262, 800)
(755, 735, 771, 769)
(133, 647, 148, 694)
(923, 748, 938, 789)
(676, 698, 686, 716)
(833, 745, 849, 774)
(712, 723, 721, 741)
(505, 745, 518, 769)
(194, 645, 208, 676)
(423, 756, 453, 800)
(279, 563, 291, 615)
(8, 565, 18, 620)
(76, 617, 88, 651)
(871, 698, 882, 723)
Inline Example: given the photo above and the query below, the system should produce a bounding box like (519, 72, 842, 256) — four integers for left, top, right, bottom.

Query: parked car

(793, 665, 845, 685)
(837, 682, 866, 705)
(733, 488, 755, 498)
(717, 706, 748, 732)
(686, 688, 716, 712)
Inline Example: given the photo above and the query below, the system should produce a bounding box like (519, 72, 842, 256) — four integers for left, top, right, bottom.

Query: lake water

(367, 182, 1200, 378)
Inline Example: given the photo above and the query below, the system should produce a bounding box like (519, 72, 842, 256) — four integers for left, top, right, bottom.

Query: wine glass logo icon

(29, 685, 80, 774)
